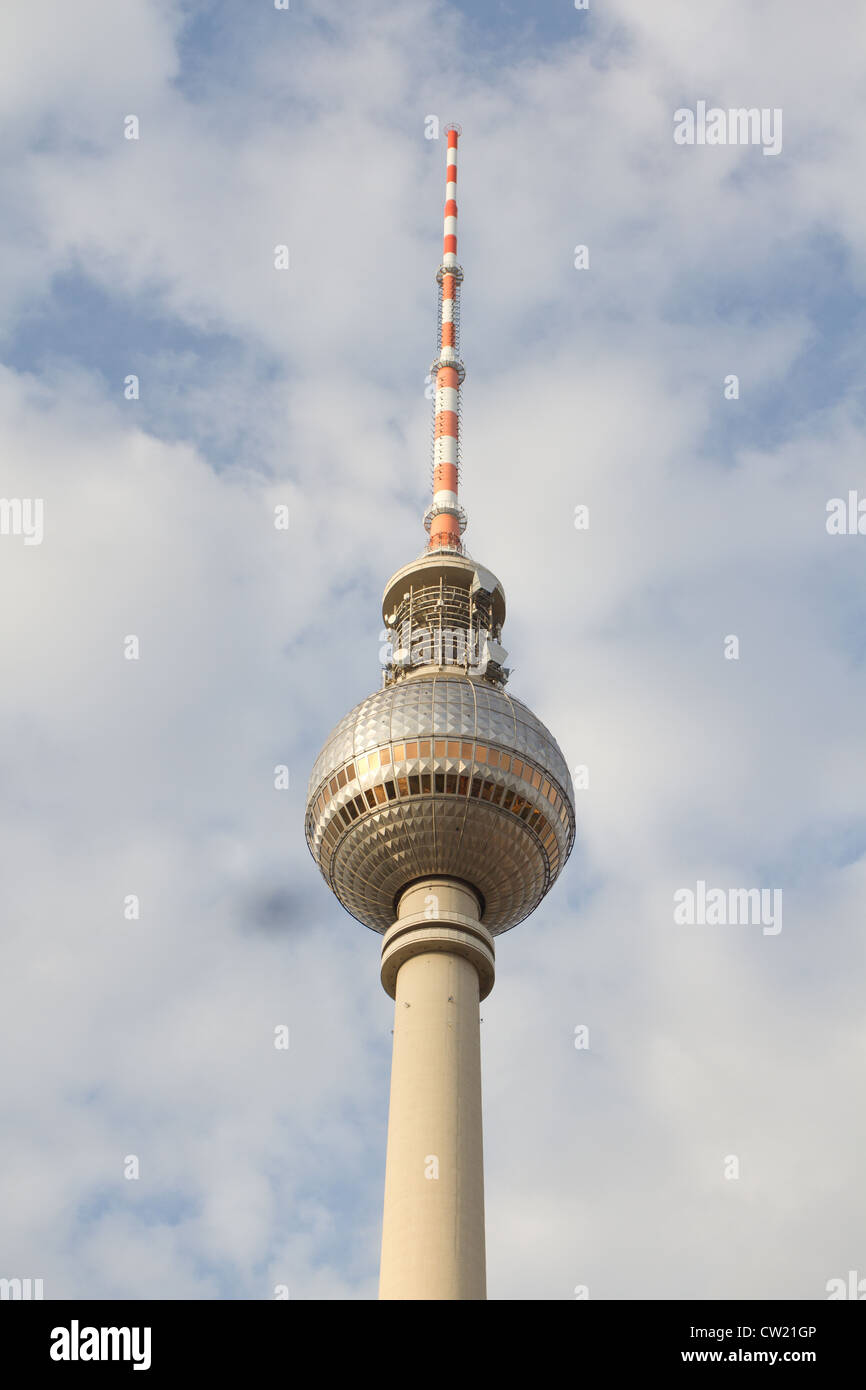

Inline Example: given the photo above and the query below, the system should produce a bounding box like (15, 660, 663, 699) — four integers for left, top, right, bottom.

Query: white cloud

(0, 0, 863, 1299)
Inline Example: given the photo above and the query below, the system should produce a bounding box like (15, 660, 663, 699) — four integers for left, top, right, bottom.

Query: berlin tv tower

(305, 127, 575, 1300)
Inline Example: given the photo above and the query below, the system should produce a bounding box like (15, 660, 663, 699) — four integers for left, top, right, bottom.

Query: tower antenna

(425, 124, 467, 553)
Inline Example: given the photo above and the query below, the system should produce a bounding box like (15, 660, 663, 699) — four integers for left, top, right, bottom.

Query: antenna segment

(425, 126, 467, 553)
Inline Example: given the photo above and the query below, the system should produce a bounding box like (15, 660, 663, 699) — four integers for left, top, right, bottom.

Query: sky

(1, 0, 864, 1300)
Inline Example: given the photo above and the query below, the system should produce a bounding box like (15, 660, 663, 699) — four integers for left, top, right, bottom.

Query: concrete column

(378, 877, 495, 1301)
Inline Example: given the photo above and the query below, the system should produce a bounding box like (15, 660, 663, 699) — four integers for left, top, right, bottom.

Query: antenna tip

(444, 122, 462, 137)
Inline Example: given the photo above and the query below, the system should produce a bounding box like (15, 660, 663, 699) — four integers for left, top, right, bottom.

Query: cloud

(0, 0, 863, 1299)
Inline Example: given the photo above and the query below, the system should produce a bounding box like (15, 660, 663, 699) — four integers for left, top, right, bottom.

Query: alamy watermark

(50, 1321, 151, 1371)
(826, 1270, 866, 1299)
(0, 497, 43, 545)
(674, 880, 782, 936)
(0, 1277, 43, 1299)
(379, 622, 495, 673)
(826, 492, 866, 535)
(674, 102, 782, 157)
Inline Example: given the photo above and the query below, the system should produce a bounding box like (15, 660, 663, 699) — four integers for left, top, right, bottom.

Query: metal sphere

(305, 674, 575, 935)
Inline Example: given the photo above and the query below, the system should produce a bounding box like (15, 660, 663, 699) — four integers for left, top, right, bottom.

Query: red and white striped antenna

(425, 124, 467, 553)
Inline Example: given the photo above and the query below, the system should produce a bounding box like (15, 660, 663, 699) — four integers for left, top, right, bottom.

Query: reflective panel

(305, 673, 576, 935)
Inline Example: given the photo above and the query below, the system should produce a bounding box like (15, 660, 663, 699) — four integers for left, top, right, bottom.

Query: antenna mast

(425, 125, 467, 552)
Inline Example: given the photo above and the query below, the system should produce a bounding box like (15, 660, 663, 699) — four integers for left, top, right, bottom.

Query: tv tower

(305, 128, 575, 1300)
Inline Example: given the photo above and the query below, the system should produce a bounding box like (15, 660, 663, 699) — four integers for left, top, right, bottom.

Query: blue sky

(1, 0, 865, 1300)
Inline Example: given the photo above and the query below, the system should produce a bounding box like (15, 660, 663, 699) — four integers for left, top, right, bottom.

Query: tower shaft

(378, 879, 494, 1300)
